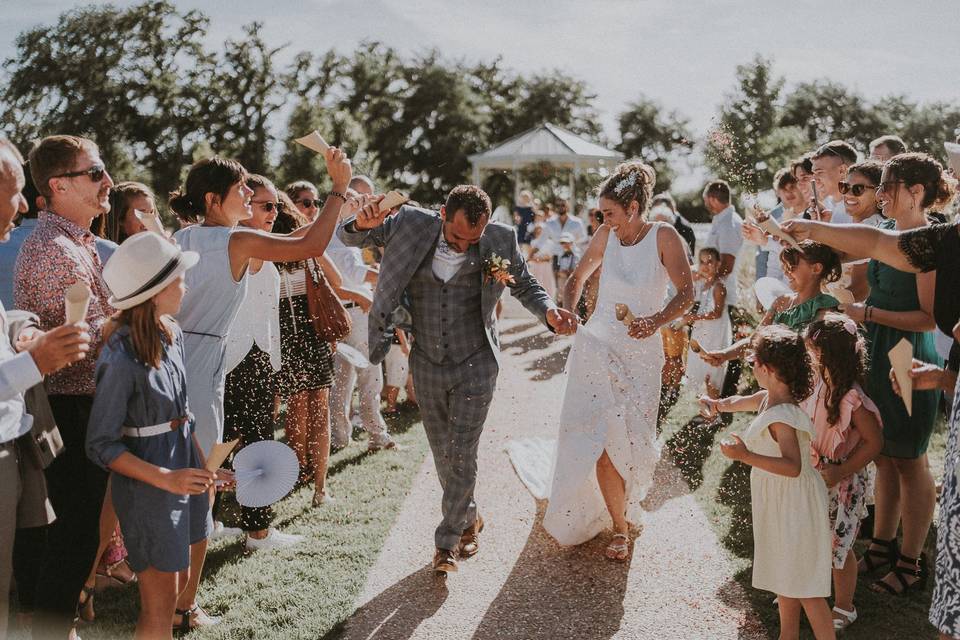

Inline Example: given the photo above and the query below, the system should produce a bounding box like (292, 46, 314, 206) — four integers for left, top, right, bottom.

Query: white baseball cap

(103, 232, 199, 310)
(944, 141, 960, 176)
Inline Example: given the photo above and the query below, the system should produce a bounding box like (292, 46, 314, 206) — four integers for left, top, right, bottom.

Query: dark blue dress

(86, 324, 211, 573)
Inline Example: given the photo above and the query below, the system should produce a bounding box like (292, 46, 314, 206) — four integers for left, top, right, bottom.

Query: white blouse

(224, 262, 282, 373)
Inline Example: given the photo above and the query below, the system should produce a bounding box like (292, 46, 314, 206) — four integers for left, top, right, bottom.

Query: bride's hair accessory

(613, 171, 638, 195)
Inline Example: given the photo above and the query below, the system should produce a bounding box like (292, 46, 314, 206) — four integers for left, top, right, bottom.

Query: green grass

(73, 406, 429, 640)
(659, 389, 947, 640)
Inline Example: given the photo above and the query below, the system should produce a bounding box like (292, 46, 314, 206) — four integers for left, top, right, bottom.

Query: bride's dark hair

(596, 160, 656, 215)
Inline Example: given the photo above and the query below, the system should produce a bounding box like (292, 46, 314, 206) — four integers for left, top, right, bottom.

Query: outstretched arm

(780, 219, 916, 272)
(337, 201, 408, 249)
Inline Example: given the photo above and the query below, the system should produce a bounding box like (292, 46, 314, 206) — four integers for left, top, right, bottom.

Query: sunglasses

(251, 200, 279, 212)
(877, 180, 907, 194)
(838, 181, 876, 197)
(297, 198, 321, 209)
(53, 165, 106, 182)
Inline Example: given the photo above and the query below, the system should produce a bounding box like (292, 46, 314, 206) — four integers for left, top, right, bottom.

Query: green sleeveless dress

(773, 293, 839, 331)
(865, 220, 942, 458)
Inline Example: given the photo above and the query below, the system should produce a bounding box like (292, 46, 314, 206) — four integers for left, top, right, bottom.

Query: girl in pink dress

(803, 313, 884, 632)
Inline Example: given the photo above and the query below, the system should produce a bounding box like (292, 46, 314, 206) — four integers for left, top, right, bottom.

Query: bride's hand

(627, 315, 658, 340)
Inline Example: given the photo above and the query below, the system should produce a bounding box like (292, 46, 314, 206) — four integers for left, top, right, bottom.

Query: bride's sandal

(605, 533, 630, 562)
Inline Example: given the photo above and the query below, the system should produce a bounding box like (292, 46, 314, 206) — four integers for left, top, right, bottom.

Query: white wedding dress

(540, 224, 670, 545)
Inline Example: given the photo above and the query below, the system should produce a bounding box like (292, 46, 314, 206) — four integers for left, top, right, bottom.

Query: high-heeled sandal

(832, 605, 857, 631)
(76, 585, 96, 623)
(871, 552, 928, 596)
(95, 558, 137, 589)
(857, 537, 898, 575)
(173, 604, 221, 633)
(604, 533, 630, 562)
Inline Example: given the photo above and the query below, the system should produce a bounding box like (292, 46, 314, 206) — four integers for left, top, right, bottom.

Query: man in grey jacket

(338, 185, 577, 574)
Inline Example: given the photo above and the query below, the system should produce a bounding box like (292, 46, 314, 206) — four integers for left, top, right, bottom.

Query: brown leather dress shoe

(433, 548, 458, 575)
(458, 515, 484, 558)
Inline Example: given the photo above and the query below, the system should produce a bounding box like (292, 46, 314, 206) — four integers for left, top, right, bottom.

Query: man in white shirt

(0, 139, 90, 636)
(544, 200, 587, 256)
(327, 176, 394, 451)
(811, 140, 858, 225)
(702, 179, 744, 400)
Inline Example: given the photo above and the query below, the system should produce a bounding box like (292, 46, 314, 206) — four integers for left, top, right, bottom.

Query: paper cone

(134, 209, 166, 236)
(205, 439, 239, 472)
(757, 215, 801, 249)
(753, 277, 791, 311)
(824, 282, 855, 305)
(888, 338, 914, 416)
(335, 343, 370, 369)
(64, 282, 91, 324)
(294, 130, 330, 155)
(379, 190, 409, 211)
(615, 303, 635, 326)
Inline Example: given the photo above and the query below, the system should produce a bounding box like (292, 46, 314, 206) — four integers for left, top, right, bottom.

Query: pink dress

(802, 381, 883, 567)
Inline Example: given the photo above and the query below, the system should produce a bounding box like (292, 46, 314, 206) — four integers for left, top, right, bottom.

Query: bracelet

(328, 191, 347, 202)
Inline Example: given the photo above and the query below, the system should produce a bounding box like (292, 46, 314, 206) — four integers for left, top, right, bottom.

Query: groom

(338, 185, 577, 574)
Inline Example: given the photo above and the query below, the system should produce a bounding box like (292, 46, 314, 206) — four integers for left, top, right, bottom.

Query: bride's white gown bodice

(541, 224, 672, 545)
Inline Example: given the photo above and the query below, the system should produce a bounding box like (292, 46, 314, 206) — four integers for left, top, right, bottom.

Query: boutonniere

(483, 253, 515, 285)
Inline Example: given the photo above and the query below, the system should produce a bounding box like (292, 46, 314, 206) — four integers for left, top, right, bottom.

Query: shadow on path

(525, 345, 570, 382)
(330, 566, 449, 640)
(471, 503, 630, 640)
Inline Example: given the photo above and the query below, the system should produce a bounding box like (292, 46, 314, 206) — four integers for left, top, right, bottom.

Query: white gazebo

(468, 123, 624, 205)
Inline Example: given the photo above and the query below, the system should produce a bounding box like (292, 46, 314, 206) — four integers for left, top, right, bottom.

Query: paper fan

(335, 343, 370, 369)
(233, 441, 299, 508)
(753, 277, 791, 311)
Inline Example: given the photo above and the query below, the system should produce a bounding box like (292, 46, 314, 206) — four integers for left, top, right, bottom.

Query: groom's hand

(546, 308, 579, 335)
(354, 194, 389, 230)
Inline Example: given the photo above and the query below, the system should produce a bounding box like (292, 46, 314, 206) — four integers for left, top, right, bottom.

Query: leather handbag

(304, 258, 352, 343)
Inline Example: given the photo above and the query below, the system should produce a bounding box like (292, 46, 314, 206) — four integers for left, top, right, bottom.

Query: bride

(543, 161, 693, 560)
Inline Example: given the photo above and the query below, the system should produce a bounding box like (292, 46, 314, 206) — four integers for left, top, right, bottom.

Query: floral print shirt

(14, 211, 114, 396)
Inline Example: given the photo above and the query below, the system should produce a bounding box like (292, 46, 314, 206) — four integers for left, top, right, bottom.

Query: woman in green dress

(837, 153, 941, 596)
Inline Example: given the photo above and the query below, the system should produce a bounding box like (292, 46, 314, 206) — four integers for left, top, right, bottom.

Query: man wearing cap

(0, 138, 91, 638)
(14, 135, 115, 636)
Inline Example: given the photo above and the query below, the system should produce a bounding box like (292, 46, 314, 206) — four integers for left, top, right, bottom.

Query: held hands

(719, 434, 749, 461)
(21, 323, 91, 375)
(546, 308, 579, 335)
(627, 315, 658, 340)
(324, 147, 352, 192)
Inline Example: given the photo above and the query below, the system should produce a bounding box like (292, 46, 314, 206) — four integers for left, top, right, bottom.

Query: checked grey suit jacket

(336, 205, 557, 365)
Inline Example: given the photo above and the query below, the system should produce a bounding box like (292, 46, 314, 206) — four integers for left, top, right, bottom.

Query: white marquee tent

(468, 123, 624, 205)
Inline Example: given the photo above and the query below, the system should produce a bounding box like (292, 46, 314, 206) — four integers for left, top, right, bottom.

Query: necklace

(619, 222, 648, 246)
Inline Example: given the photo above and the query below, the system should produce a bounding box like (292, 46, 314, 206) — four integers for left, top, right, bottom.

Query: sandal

(173, 604, 221, 633)
(870, 553, 928, 596)
(95, 558, 137, 589)
(832, 605, 857, 632)
(857, 537, 898, 575)
(76, 585, 96, 623)
(604, 533, 630, 562)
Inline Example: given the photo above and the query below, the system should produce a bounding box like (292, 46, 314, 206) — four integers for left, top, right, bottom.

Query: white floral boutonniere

(483, 253, 516, 286)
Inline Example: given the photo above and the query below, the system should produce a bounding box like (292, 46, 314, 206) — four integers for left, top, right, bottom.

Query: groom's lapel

(406, 215, 443, 277)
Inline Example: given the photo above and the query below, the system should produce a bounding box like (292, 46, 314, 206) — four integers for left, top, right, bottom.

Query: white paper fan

(233, 441, 299, 508)
(335, 343, 370, 369)
(753, 277, 792, 311)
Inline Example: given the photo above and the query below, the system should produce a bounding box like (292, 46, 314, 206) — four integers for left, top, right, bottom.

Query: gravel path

(340, 300, 766, 640)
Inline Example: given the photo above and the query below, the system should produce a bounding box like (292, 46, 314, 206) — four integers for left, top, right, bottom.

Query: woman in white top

(221, 175, 302, 553)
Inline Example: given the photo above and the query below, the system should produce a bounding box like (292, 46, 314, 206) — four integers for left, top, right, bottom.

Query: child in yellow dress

(701, 324, 835, 640)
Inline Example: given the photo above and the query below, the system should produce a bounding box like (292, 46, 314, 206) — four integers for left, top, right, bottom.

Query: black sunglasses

(251, 200, 279, 212)
(838, 181, 876, 197)
(298, 198, 321, 209)
(54, 165, 106, 182)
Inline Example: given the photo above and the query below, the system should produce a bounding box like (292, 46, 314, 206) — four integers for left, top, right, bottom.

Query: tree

(780, 80, 888, 151)
(616, 95, 693, 194)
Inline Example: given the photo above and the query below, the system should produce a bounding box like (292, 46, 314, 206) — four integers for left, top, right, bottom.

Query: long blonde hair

(103, 299, 173, 368)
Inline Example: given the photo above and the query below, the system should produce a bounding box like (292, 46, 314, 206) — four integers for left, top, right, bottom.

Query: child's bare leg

(777, 596, 802, 640)
(799, 597, 836, 640)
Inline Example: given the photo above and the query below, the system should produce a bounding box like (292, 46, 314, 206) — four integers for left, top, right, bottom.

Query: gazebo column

(472, 164, 480, 187)
(513, 159, 520, 204)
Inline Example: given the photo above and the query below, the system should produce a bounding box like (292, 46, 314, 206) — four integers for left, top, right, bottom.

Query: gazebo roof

(468, 123, 623, 169)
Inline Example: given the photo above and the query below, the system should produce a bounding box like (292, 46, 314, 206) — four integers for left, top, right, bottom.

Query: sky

(2, 0, 958, 169)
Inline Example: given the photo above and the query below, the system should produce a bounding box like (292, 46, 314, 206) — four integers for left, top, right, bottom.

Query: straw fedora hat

(103, 232, 199, 310)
